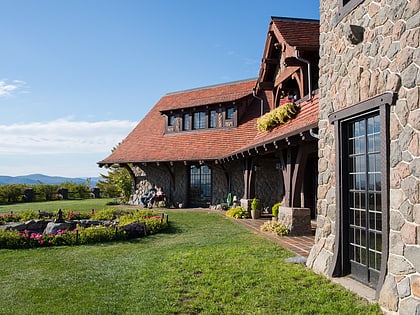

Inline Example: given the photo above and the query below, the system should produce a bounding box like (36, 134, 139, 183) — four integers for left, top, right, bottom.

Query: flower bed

(0, 208, 168, 249)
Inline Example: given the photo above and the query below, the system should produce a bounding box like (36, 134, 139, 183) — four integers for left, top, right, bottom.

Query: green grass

(0, 209, 381, 314)
(0, 198, 116, 215)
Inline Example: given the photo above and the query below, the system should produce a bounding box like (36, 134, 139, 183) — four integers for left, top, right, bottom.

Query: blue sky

(0, 0, 319, 178)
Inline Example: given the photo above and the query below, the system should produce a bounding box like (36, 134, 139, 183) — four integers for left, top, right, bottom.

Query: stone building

(306, 0, 420, 313)
(98, 17, 320, 226)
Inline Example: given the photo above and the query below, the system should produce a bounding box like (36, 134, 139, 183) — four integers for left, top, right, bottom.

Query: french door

(189, 165, 212, 207)
(345, 112, 382, 287)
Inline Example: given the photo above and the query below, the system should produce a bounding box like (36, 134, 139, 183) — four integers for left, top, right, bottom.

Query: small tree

(97, 165, 132, 203)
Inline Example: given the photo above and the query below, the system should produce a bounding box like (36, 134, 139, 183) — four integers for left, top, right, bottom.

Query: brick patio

(224, 213, 315, 257)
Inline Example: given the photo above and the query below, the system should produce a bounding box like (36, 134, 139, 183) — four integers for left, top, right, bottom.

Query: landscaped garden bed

(0, 208, 168, 249)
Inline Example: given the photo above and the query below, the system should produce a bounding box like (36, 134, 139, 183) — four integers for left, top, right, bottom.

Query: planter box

(250, 209, 261, 219)
(278, 206, 311, 235)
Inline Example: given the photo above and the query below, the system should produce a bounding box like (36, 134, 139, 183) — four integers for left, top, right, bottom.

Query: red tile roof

(231, 93, 319, 156)
(161, 79, 256, 111)
(98, 80, 319, 166)
(271, 17, 319, 50)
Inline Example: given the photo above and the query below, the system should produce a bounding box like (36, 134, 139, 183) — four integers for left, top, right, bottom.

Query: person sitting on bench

(140, 186, 157, 208)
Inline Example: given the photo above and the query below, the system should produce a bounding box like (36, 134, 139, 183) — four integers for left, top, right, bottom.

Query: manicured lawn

(0, 208, 381, 314)
(0, 198, 116, 215)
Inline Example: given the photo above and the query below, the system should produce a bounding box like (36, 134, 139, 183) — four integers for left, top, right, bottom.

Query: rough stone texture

(388, 254, 416, 275)
(401, 222, 417, 244)
(399, 297, 420, 315)
(309, 1, 420, 313)
(44, 222, 76, 235)
(405, 245, 420, 271)
(127, 159, 283, 209)
(379, 275, 399, 312)
(413, 276, 420, 298)
(397, 276, 411, 298)
(278, 206, 312, 235)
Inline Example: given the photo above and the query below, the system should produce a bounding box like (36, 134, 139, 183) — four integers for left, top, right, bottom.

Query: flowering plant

(260, 221, 289, 236)
(257, 102, 297, 132)
(226, 207, 250, 219)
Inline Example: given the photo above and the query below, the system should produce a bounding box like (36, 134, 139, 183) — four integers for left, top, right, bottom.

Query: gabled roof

(98, 79, 259, 165)
(256, 17, 319, 93)
(98, 81, 318, 166)
(270, 17, 319, 51)
(98, 17, 320, 167)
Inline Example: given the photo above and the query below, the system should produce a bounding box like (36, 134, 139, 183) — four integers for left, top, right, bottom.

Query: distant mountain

(0, 174, 101, 187)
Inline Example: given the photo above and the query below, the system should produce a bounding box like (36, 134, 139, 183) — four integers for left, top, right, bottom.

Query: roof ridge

(165, 78, 257, 96)
(271, 16, 319, 23)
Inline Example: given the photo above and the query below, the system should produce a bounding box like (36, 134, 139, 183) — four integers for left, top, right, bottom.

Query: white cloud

(0, 119, 137, 155)
(0, 79, 27, 97)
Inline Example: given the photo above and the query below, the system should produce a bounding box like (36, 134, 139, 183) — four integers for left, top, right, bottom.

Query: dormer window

(183, 113, 191, 131)
(164, 103, 239, 134)
(168, 115, 175, 127)
(193, 111, 206, 129)
(209, 110, 217, 128)
(226, 107, 235, 120)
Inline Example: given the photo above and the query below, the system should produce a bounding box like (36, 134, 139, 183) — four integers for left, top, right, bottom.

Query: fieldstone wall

(254, 157, 284, 209)
(306, 0, 419, 313)
(127, 158, 284, 210)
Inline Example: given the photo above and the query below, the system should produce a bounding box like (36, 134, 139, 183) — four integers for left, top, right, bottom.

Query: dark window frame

(334, 0, 364, 25)
(183, 113, 191, 131)
(226, 107, 235, 120)
(209, 109, 217, 128)
(193, 111, 207, 130)
(168, 114, 175, 127)
(328, 92, 394, 299)
(164, 104, 238, 134)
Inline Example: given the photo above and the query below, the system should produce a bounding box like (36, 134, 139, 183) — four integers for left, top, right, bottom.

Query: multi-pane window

(330, 92, 392, 290)
(165, 105, 237, 133)
(193, 111, 206, 129)
(183, 113, 190, 131)
(346, 112, 382, 286)
(209, 110, 217, 128)
(189, 165, 212, 207)
(168, 115, 175, 126)
(226, 107, 234, 120)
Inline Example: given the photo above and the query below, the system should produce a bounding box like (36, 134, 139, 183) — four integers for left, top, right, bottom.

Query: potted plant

(271, 202, 281, 221)
(250, 198, 261, 219)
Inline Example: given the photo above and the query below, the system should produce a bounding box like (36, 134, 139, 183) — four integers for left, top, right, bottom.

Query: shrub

(251, 198, 260, 211)
(118, 210, 168, 234)
(18, 210, 39, 221)
(226, 207, 249, 219)
(0, 230, 26, 248)
(90, 208, 125, 220)
(271, 202, 281, 217)
(77, 225, 126, 244)
(0, 229, 78, 249)
(0, 213, 19, 225)
(260, 221, 289, 236)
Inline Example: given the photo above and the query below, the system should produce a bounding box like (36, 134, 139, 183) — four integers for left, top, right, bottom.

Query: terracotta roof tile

(271, 17, 319, 50)
(98, 82, 318, 166)
(159, 79, 256, 112)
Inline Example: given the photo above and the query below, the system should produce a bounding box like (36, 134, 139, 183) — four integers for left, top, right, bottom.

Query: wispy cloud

(0, 79, 27, 97)
(0, 119, 137, 155)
